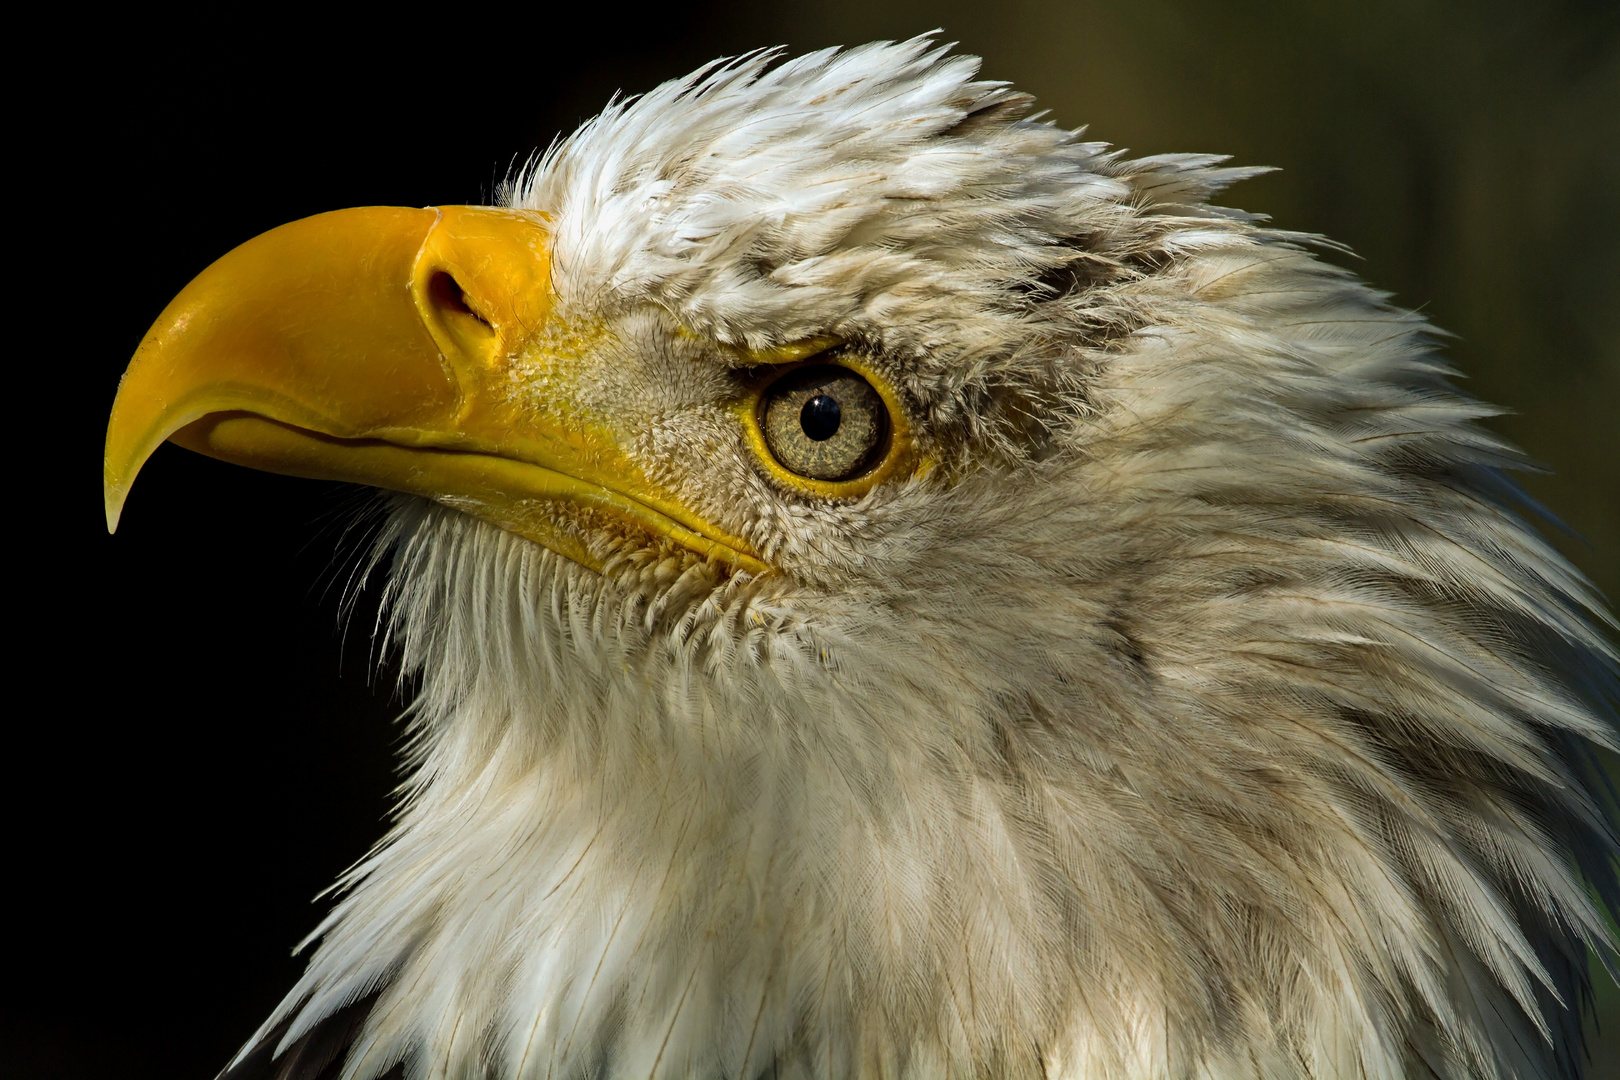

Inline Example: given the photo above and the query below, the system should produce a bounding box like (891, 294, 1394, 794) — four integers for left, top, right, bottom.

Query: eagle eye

(761, 365, 888, 481)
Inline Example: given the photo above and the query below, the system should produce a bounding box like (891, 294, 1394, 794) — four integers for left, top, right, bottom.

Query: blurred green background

(11, 1, 1615, 1076)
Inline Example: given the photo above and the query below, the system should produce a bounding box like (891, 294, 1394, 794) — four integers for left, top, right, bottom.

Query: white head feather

(229, 39, 1618, 1080)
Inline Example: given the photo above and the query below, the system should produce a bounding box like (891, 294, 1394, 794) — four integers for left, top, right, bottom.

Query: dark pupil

(800, 394, 842, 441)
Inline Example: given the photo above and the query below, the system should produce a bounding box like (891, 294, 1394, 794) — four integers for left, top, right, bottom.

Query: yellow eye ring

(737, 352, 915, 498)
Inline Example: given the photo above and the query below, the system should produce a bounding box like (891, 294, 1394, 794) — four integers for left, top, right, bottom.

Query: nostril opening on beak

(430, 271, 493, 330)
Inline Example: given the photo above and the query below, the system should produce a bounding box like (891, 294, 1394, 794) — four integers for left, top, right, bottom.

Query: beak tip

(104, 470, 129, 535)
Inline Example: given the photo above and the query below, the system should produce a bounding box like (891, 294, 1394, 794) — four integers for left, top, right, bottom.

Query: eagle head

(105, 39, 1618, 1080)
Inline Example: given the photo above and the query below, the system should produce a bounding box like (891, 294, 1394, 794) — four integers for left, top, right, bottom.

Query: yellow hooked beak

(105, 206, 766, 575)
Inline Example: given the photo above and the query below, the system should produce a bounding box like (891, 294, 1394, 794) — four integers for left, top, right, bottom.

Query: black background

(13, 3, 1617, 1076)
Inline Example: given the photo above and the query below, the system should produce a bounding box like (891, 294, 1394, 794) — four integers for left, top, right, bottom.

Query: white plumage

(131, 39, 1616, 1080)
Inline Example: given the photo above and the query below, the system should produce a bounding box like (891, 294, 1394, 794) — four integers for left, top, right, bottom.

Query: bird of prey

(104, 39, 1618, 1080)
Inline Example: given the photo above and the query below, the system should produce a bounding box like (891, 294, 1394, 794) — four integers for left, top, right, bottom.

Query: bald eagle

(105, 40, 1618, 1080)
